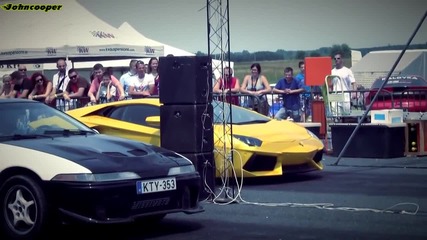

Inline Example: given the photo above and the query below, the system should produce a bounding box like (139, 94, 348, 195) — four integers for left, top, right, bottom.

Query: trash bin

(312, 100, 326, 138)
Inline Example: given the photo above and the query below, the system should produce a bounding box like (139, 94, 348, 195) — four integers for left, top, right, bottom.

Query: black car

(0, 98, 203, 240)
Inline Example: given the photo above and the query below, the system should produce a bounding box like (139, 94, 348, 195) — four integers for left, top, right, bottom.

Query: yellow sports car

(67, 98, 324, 178)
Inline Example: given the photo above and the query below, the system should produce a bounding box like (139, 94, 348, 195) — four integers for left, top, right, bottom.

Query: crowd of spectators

(0, 53, 356, 123)
(212, 51, 356, 122)
(0, 58, 159, 109)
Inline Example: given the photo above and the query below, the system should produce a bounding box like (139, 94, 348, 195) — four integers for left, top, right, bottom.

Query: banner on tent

(67, 45, 164, 57)
(0, 45, 164, 62)
(0, 48, 68, 62)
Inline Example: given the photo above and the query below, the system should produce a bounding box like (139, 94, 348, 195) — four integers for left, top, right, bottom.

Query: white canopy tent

(64, 21, 233, 80)
(38, 18, 196, 80)
(0, 0, 163, 64)
(62, 21, 196, 70)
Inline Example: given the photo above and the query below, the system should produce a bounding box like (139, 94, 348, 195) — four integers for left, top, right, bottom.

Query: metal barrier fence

(326, 88, 427, 115)
(212, 93, 271, 116)
(34, 96, 91, 111)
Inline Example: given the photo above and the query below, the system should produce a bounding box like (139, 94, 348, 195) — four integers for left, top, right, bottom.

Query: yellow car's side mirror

(145, 116, 160, 128)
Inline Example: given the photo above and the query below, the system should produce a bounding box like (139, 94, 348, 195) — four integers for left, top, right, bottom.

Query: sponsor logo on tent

(145, 47, 155, 55)
(99, 48, 135, 52)
(0, 50, 28, 56)
(77, 46, 89, 54)
(46, 48, 57, 56)
(1, 3, 62, 12)
(90, 31, 116, 39)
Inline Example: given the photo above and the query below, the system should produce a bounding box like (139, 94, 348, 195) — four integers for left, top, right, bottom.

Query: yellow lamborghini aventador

(67, 98, 324, 178)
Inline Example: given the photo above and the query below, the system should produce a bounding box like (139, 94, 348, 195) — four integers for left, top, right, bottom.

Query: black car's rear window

(371, 76, 427, 89)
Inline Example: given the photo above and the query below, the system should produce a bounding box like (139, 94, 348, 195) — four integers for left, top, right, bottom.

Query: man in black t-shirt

(3, 71, 34, 98)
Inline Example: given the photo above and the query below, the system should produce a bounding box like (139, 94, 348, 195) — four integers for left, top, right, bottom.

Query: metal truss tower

(207, 0, 237, 201)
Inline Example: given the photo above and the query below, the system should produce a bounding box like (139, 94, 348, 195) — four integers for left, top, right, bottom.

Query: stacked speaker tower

(159, 56, 215, 200)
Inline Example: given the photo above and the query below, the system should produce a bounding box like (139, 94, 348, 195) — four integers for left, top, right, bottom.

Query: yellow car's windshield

(212, 101, 271, 125)
(0, 101, 94, 138)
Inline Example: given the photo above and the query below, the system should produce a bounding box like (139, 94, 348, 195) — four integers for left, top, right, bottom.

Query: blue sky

(80, 0, 427, 53)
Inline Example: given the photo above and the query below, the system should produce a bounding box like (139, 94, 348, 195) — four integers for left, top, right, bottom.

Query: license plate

(136, 177, 176, 194)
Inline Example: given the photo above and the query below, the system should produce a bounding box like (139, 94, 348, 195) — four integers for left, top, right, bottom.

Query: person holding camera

(240, 63, 271, 116)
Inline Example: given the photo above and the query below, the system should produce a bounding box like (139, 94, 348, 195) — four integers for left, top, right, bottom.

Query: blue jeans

(274, 107, 301, 122)
(301, 95, 311, 117)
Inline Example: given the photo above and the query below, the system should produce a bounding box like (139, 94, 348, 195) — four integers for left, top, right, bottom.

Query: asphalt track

(59, 156, 427, 240)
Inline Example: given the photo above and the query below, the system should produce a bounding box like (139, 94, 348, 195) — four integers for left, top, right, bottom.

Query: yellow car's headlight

(234, 135, 262, 147)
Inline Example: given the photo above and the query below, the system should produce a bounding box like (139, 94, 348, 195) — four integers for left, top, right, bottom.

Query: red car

(365, 75, 427, 112)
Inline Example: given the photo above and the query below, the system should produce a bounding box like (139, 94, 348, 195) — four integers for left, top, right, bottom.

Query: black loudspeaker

(160, 104, 214, 153)
(159, 56, 212, 104)
(182, 152, 215, 200)
(330, 124, 405, 158)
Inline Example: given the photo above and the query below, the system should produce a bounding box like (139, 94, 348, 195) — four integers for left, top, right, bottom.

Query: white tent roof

(54, 21, 196, 71)
(0, 0, 163, 63)
(65, 21, 231, 80)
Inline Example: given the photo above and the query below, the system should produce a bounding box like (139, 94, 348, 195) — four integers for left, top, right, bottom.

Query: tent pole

(66, 56, 75, 68)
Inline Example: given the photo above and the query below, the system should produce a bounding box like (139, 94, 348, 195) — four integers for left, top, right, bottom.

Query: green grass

(233, 60, 301, 85)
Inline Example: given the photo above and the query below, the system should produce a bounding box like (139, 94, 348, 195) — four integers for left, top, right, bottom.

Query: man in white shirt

(52, 59, 70, 93)
(331, 52, 357, 115)
(119, 59, 137, 98)
(46, 59, 70, 109)
(331, 52, 356, 92)
(128, 60, 155, 98)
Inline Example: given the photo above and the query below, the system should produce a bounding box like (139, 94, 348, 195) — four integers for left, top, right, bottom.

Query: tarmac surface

(59, 155, 427, 240)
